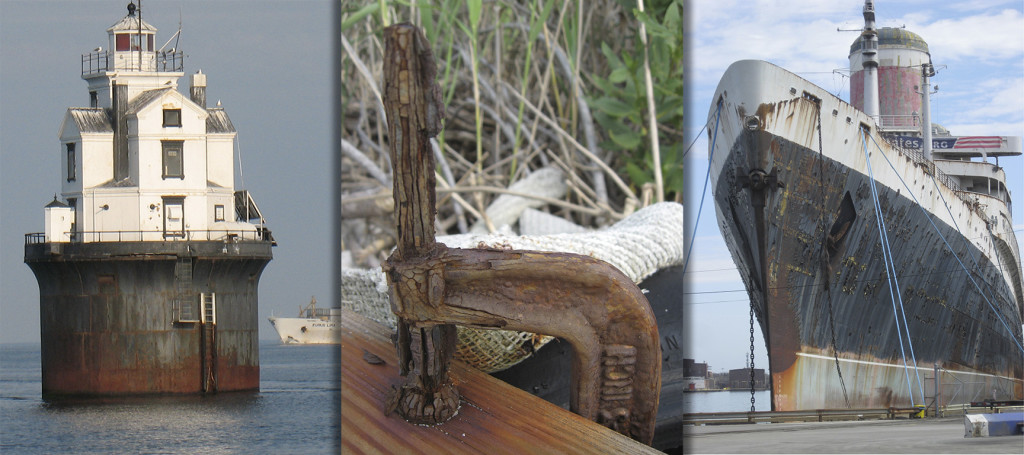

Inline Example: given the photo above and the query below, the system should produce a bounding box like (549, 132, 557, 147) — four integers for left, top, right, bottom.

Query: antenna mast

(861, 0, 880, 124)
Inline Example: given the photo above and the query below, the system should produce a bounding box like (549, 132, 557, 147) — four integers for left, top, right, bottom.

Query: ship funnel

(849, 2, 931, 132)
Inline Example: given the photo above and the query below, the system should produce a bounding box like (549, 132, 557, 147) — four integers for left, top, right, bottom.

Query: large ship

(268, 297, 340, 344)
(708, 1, 1023, 411)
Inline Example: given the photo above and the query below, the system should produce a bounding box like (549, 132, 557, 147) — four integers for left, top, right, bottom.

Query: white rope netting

(341, 201, 683, 372)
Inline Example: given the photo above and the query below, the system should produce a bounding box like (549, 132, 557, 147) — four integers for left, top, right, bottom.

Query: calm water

(684, 389, 772, 413)
(0, 342, 339, 454)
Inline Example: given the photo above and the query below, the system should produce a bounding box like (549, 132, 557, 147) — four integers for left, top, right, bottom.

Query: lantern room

(113, 4, 154, 50)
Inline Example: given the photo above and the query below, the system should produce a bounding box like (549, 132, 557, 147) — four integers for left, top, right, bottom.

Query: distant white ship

(268, 297, 340, 344)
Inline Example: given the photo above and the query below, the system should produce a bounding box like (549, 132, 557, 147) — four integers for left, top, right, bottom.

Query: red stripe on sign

(954, 136, 1002, 148)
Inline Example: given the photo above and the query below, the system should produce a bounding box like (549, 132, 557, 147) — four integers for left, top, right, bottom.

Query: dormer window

(163, 109, 181, 127)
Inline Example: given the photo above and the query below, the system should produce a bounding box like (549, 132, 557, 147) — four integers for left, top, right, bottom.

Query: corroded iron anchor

(379, 23, 662, 444)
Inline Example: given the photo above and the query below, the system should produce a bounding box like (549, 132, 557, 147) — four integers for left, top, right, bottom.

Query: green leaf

(656, 96, 685, 119)
(610, 128, 643, 150)
(626, 161, 652, 187)
(634, 9, 674, 42)
(467, 0, 482, 32)
(663, 2, 682, 32)
(591, 97, 635, 118)
(530, 0, 557, 40)
(341, 3, 379, 32)
(609, 66, 631, 84)
(601, 42, 625, 71)
(590, 76, 623, 98)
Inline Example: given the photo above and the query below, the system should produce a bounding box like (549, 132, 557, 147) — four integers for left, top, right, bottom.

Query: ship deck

(340, 308, 661, 454)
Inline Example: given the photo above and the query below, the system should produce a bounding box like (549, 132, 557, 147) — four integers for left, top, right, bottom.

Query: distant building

(728, 368, 768, 390)
(683, 359, 711, 391)
(683, 359, 708, 378)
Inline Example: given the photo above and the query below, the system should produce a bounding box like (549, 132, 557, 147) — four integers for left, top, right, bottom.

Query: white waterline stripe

(795, 352, 1020, 381)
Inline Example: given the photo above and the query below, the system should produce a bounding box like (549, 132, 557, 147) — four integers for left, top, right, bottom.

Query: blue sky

(684, 0, 1024, 372)
(0, 1, 333, 344)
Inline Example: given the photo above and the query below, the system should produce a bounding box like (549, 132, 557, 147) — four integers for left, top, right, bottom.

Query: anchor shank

(382, 23, 459, 426)
(383, 23, 443, 260)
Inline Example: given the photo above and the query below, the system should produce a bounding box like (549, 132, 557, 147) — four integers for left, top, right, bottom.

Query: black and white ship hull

(708, 59, 1023, 411)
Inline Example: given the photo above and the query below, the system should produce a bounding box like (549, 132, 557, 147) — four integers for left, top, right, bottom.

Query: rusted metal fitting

(381, 23, 661, 444)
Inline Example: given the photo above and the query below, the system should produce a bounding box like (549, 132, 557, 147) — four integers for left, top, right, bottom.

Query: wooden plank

(341, 309, 662, 454)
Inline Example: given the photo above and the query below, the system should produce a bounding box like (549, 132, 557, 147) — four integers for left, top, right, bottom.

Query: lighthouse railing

(81, 50, 184, 77)
(25, 228, 271, 245)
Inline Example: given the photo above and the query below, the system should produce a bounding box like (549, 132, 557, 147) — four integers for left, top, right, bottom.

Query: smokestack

(190, 70, 207, 109)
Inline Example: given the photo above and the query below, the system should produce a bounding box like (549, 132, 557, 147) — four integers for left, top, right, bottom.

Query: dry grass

(341, 0, 682, 269)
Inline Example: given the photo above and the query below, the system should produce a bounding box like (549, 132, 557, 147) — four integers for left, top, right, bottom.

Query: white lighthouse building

(50, 2, 265, 243)
(26, 2, 273, 396)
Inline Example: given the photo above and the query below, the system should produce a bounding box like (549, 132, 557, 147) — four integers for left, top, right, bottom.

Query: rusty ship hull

(708, 60, 1024, 411)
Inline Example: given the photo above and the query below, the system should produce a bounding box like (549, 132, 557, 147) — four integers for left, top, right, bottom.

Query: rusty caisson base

(25, 240, 271, 397)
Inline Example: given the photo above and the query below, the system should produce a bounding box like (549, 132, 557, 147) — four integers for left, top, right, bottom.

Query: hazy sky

(0, 1, 334, 343)
(685, 0, 1024, 372)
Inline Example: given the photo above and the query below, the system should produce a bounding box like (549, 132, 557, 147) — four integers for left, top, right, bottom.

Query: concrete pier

(684, 416, 1024, 453)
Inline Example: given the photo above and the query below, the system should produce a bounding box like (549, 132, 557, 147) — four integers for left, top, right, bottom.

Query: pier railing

(683, 407, 923, 425)
(25, 228, 272, 245)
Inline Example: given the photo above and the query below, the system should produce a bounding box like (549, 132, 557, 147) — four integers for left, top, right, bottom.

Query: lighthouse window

(215, 205, 225, 222)
(66, 143, 76, 182)
(162, 141, 184, 179)
(115, 33, 152, 51)
(115, 34, 130, 51)
(163, 109, 181, 127)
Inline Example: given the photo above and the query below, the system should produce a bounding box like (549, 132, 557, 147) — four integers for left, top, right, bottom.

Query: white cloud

(899, 9, 1024, 63)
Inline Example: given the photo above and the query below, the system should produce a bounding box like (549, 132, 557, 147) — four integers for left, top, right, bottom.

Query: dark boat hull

(709, 60, 1023, 410)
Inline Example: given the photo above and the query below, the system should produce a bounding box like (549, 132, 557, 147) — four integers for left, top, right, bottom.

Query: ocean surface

(0, 341, 339, 454)
(684, 389, 772, 413)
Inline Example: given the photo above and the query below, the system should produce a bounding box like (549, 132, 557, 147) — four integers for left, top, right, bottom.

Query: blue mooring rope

(681, 99, 722, 277)
(859, 129, 920, 407)
(867, 134, 1024, 355)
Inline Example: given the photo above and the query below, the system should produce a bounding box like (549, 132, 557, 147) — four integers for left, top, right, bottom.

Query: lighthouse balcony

(25, 226, 273, 245)
(81, 50, 184, 77)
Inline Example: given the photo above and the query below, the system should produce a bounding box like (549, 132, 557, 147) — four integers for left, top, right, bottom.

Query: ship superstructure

(268, 297, 340, 344)
(24, 2, 274, 396)
(708, 1, 1023, 410)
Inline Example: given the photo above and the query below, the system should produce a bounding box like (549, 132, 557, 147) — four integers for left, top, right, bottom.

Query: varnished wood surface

(341, 309, 663, 454)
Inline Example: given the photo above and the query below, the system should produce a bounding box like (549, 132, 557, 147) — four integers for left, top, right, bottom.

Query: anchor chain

(813, 97, 851, 408)
(749, 303, 756, 412)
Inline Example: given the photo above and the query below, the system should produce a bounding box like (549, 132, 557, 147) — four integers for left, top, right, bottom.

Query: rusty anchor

(380, 23, 662, 444)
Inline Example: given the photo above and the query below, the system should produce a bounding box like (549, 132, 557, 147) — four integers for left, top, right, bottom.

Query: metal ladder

(173, 257, 198, 322)
(200, 292, 217, 393)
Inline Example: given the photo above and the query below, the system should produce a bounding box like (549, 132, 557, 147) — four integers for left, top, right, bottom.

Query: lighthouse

(24, 3, 274, 396)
